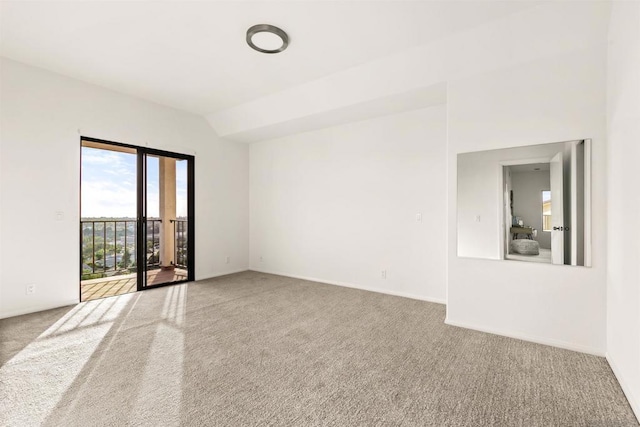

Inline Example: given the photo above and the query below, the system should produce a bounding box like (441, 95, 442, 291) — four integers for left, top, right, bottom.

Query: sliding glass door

(139, 152, 194, 289)
(80, 141, 139, 301)
(80, 138, 194, 301)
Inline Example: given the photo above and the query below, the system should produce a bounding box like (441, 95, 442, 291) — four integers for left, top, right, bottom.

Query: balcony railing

(145, 219, 162, 269)
(172, 219, 188, 268)
(81, 218, 187, 280)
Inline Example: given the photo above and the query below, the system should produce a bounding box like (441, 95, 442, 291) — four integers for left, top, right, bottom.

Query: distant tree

(82, 238, 94, 253)
(118, 248, 132, 269)
(104, 243, 114, 255)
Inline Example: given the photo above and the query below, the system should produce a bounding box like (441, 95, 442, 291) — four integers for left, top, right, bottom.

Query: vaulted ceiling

(1, 1, 548, 141)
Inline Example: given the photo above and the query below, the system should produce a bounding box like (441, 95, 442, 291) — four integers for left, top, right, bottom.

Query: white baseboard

(249, 268, 446, 305)
(196, 268, 249, 281)
(0, 269, 250, 320)
(0, 299, 79, 320)
(444, 317, 605, 357)
(606, 352, 640, 423)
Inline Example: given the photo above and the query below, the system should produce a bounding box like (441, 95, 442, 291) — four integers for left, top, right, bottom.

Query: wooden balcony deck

(81, 268, 188, 302)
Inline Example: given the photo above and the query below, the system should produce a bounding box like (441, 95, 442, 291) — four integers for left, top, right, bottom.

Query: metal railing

(81, 219, 161, 278)
(144, 219, 162, 269)
(172, 219, 188, 268)
(81, 218, 187, 279)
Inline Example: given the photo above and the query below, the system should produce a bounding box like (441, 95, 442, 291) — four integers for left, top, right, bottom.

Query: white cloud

(81, 148, 187, 218)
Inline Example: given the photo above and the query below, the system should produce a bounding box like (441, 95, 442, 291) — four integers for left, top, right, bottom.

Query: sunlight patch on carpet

(0, 294, 134, 426)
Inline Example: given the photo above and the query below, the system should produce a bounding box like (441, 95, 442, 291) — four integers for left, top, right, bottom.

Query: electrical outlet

(260, 256, 264, 262)
(25, 284, 36, 295)
(225, 256, 230, 264)
(381, 270, 387, 279)
(416, 213, 422, 222)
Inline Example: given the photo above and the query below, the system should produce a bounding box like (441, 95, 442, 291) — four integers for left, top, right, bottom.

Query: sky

(542, 190, 551, 215)
(81, 147, 188, 218)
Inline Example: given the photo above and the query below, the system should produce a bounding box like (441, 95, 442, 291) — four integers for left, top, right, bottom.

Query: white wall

(446, 41, 608, 354)
(606, 1, 640, 419)
(247, 1, 611, 358)
(511, 170, 550, 249)
(0, 58, 249, 319)
(250, 106, 447, 303)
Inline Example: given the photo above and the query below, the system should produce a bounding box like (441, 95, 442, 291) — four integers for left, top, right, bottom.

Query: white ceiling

(0, 1, 540, 116)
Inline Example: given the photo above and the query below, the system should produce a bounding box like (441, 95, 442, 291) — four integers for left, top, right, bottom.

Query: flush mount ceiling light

(246, 24, 288, 54)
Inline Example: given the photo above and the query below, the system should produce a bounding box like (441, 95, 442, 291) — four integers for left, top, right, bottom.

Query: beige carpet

(507, 248, 552, 264)
(0, 271, 636, 426)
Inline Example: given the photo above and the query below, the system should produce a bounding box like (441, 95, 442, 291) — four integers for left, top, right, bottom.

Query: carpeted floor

(0, 271, 637, 426)
(507, 248, 552, 264)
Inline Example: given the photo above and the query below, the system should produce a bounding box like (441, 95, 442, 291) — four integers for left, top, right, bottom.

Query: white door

(550, 151, 564, 265)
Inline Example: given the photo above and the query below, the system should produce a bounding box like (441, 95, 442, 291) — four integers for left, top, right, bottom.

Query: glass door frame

(137, 148, 195, 290)
(80, 136, 195, 296)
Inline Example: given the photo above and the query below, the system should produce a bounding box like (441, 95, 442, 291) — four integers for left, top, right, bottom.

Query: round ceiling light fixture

(247, 24, 289, 54)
